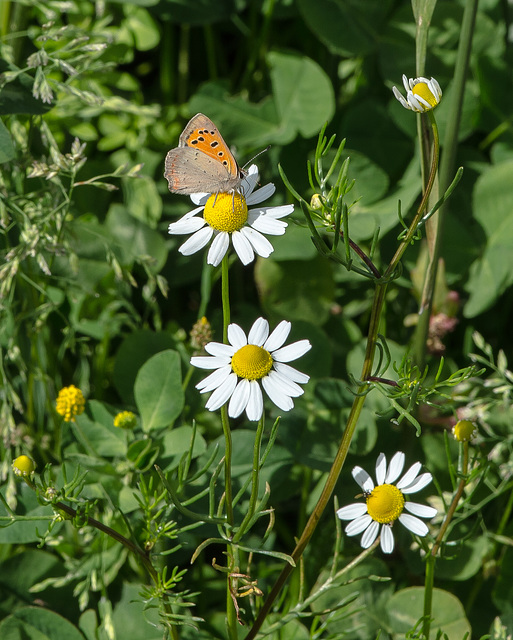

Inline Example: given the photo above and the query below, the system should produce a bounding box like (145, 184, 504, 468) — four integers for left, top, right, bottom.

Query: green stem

(232, 415, 265, 543)
(220, 254, 237, 639)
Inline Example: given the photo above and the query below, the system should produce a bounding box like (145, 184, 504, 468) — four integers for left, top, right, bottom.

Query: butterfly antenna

(242, 145, 271, 171)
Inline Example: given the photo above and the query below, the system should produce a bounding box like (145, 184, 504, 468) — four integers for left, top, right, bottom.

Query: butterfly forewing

(164, 113, 245, 195)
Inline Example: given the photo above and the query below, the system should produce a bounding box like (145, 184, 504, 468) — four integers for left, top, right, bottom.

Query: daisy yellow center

(203, 192, 248, 233)
(231, 344, 273, 380)
(412, 82, 438, 108)
(366, 484, 405, 524)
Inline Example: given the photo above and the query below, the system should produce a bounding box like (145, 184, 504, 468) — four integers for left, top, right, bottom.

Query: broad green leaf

(465, 160, 513, 317)
(269, 222, 317, 262)
(188, 82, 281, 147)
(113, 330, 178, 403)
(267, 51, 335, 141)
(388, 587, 471, 639)
(123, 6, 160, 51)
(134, 349, 184, 431)
(74, 404, 126, 458)
(0, 606, 85, 640)
(0, 119, 15, 162)
(255, 255, 335, 326)
(297, 0, 391, 56)
(435, 535, 491, 581)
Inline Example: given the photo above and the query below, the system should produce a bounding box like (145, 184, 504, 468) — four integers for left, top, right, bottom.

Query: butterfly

(164, 113, 246, 196)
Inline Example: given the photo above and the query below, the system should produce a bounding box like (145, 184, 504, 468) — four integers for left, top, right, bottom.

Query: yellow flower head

(56, 385, 85, 422)
(453, 420, 476, 442)
(393, 75, 442, 113)
(113, 410, 137, 430)
(13, 455, 36, 477)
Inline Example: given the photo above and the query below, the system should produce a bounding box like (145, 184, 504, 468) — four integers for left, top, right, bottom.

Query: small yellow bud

(12, 455, 36, 477)
(310, 194, 323, 210)
(452, 420, 476, 442)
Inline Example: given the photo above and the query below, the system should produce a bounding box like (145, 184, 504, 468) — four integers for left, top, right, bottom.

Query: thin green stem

(220, 254, 237, 639)
(232, 416, 265, 543)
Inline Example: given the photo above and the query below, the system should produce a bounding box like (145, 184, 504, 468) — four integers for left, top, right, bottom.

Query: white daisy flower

(190, 317, 311, 421)
(392, 74, 442, 113)
(336, 451, 437, 554)
(168, 165, 293, 267)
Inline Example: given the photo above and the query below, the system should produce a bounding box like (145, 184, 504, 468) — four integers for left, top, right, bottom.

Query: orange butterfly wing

(179, 113, 241, 180)
(164, 114, 244, 194)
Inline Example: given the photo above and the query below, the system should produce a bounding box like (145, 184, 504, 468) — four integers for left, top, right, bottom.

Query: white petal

(263, 321, 290, 353)
(261, 375, 294, 412)
(258, 204, 294, 220)
(375, 453, 387, 485)
(380, 525, 395, 553)
(191, 355, 229, 370)
(401, 472, 433, 494)
(248, 317, 269, 346)
(272, 339, 311, 363)
(361, 521, 380, 548)
(205, 373, 237, 411)
(228, 379, 250, 418)
(386, 451, 405, 484)
(336, 503, 367, 520)
(352, 466, 374, 492)
(345, 514, 372, 536)
(195, 365, 232, 392)
(232, 229, 255, 265)
(240, 227, 274, 258)
(190, 193, 210, 205)
(392, 86, 409, 109)
(266, 370, 304, 397)
(399, 513, 429, 537)
(240, 165, 259, 196)
(273, 361, 309, 384)
(248, 213, 288, 235)
(402, 74, 410, 92)
(246, 182, 275, 205)
(227, 323, 247, 349)
(404, 502, 437, 519)
(246, 380, 263, 421)
(396, 462, 422, 490)
(168, 215, 206, 235)
(207, 231, 230, 267)
(179, 227, 213, 256)
(205, 342, 235, 357)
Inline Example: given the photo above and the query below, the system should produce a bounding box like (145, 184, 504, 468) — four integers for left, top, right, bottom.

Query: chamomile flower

(393, 75, 442, 113)
(168, 165, 293, 267)
(190, 317, 311, 421)
(337, 452, 437, 554)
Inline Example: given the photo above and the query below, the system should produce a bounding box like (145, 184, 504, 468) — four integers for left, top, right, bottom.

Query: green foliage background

(1, 0, 513, 638)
